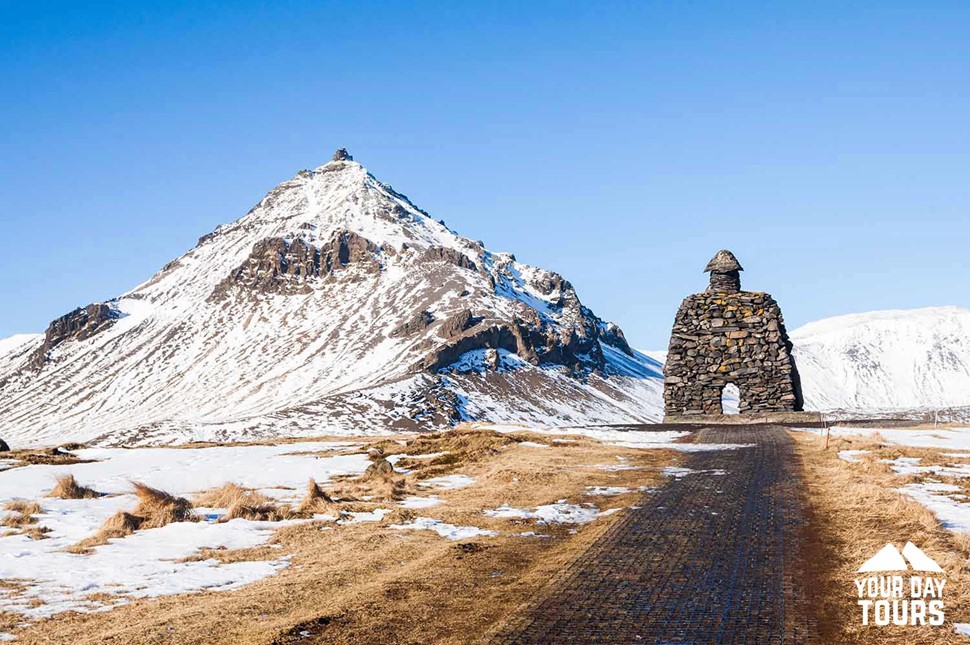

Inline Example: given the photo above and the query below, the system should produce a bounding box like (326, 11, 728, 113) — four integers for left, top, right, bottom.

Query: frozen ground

(829, 426, 970, 536)
(0, 440, 380, 622)
(388, 517, 497, 540)
(483, 501, 607, 525)
(828, 426, 970, 450)
(478, 423, 753, 452)
(0, 421, 707, 637)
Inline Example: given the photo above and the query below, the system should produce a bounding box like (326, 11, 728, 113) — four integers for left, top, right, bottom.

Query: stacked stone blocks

(663, 250, 803, 416)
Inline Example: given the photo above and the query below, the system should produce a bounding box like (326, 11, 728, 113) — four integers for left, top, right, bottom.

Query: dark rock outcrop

(439, 309, 475, 339)
(417, 378, 463, 425)
(391, 310, 434, 338)
(417, 321, 522, 372)
(332, 148, 353, 162)
(418, 310, 606, 376)
(30, 303, 121, 369)
(0, 438, 9, 452)
(663, 251, 803, 416)
(598, 321, 634, 356)
(213, 230, 379, 298)
(421, 246, 477, 272)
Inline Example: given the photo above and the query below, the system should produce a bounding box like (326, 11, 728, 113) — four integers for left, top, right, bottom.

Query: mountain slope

(0, 152, 662, 448)
(790, 306, 970, 413)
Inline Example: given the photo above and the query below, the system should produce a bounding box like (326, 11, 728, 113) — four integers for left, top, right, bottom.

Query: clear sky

(2, 1, 968, 349)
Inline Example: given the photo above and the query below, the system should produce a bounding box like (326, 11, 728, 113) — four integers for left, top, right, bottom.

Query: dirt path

(493, 425, 818, 644)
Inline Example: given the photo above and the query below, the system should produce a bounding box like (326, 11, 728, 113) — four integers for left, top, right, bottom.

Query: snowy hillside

(790, 306, 970, 413)
(0, 151, 663, 448)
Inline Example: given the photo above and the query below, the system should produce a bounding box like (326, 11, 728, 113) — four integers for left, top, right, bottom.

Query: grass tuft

(295, 478, 337, 515)
(3, 500, 41, 515)
(131, 481, 195, 529)
(222, 501, 295, 522)
(193, 482, 269, 508)
(48, 474, 103, 500)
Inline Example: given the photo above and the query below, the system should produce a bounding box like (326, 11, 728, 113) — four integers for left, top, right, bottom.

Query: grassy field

(2, 429, 679, 644)
(794, 429, 970, 643)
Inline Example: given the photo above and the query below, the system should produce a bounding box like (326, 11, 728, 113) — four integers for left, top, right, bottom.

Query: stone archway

(721, 383, 740, 415)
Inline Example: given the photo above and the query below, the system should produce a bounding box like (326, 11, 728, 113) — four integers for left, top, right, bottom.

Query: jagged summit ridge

(0, 155, 662, 447)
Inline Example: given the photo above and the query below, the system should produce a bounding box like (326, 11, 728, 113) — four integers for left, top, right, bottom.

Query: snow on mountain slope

(790, 306, 970, 412)
(0, 151, 662, 448)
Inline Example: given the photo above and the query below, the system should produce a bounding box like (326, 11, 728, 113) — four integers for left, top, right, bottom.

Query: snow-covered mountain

(0, 151, 663, 448)
(791, 306, 970, 414)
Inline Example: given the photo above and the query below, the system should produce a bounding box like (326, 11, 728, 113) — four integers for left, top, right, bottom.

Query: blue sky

(2, 1, 968, 349)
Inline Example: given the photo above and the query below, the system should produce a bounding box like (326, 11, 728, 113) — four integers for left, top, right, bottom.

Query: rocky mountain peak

(0, 157, 662, 447)
(332, 148, 353, 162)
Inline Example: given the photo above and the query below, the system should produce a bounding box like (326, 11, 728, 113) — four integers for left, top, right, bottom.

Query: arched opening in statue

(721, 383, 740, 415)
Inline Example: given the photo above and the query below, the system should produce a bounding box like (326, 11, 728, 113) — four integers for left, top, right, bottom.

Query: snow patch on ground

(898, 483, 970, 532)
(338, 508, 392, 524)
(837, 450, 871, 463)
(0, 440, 373, 621)
(483, 502, 611, 525)
(662, 467, 727, 479)
(418, 475, 475, 490)
(398, 496, 443, 509)
(482, 424, 688, 448)
(0, 518, 295, 620)
(388, 517, 497, 541)
(828, 426, 970, 451)
(584, 486, 634, 496)
(0, 442, 369, 503)
(835, 427, 970, 535)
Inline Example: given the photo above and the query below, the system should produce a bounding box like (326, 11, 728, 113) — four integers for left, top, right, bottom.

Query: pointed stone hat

(704, 249, 744, 273)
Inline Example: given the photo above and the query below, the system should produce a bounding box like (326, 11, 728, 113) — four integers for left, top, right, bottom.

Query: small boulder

(364, 457, 395, 479)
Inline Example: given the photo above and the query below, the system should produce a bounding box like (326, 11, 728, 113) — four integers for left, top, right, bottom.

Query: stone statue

(663, 250, 803, 417)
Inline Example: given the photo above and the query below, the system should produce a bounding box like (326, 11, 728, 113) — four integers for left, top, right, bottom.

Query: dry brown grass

(295, 479, 338, 515)
(795, 430, 970, 644)
(328, 454, 411, 503)
(1, 500, 41, 531)
(8, 429, 680, 645)
(103, 511, 144, 537)
(193, 481, 334, 522)
(338, 477, 406, 503)
(3, 500, 41, 515)
(68, 512, 145, 554)
(47, 474, 103, 499)
(222, 501, 296, 523)
(2, 449, 92, 468)
(24, 526, 51, 540)
(2, 513, 37, 529)
(193, 482, 270, 508)
(67, 483, 196, 553)
(375, 427, 527, 479)
(131, 482, 195, 529)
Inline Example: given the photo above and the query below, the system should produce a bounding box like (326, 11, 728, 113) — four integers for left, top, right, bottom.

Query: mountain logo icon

(857, 542, 944, 573)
